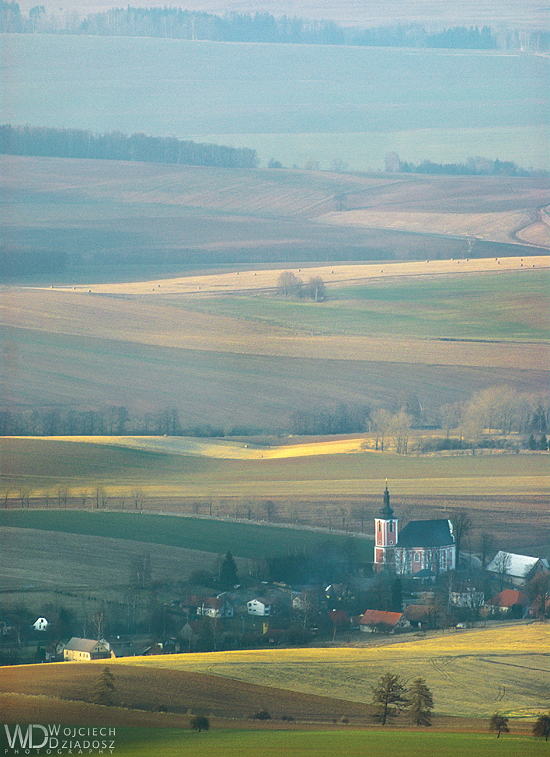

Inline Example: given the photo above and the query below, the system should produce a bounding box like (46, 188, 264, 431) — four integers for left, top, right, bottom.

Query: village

(2, 487, 548, 666)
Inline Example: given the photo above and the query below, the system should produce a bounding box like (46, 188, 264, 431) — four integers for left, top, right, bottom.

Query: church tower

(374, 482, 399, 572)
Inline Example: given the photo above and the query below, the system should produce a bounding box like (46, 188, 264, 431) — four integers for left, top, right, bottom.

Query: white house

(247, 598, 271, 616)
(450, 589, 485, 609)
(486, 552, 549, 587)
(32, 617, 49, 632)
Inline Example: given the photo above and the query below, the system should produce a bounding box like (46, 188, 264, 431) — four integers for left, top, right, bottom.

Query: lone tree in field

(489, 713, 510, 738)
(407, 677, 434, 726)
(371, 672, 408, 725)
(92, 667, 115, 706)
(533, 714, 550, 741)
(190, 715, 210, 732)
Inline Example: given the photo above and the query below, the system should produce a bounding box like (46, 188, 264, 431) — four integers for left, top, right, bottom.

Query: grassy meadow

(0, 509, 373, 562)
(101, 730, 547, 757)
(2, 259, 549, 433)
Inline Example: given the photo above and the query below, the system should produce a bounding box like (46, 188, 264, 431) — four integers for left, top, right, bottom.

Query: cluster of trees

(2, 4, 548, 52)
(441, 386, 549, 452)
(384, 152, 546, 178)
(490, 712, 550, 741)
(372, 673, 433, 726)
(0, 125, 258, 169)
(277, 271, 327, 301)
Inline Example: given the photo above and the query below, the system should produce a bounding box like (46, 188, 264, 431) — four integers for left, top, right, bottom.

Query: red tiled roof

(360, 610, 403, 627)
(490, 589, 527, 608)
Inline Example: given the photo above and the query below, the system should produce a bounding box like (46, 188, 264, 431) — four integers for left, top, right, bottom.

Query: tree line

(2, 4, 548, 52)
(1, 386, 548, 449)
(384, 152, 547, 178)
(0, 125, 258, 169)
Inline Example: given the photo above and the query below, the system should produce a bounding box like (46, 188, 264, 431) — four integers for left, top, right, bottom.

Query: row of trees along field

(0, 125, 259, 169)
(383, 152, 546, 178)
(0, 387, 548, 449)
(1, 4, 548, 51)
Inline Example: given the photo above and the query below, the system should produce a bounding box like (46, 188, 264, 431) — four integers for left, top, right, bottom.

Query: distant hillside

(2, 4, 548, 52)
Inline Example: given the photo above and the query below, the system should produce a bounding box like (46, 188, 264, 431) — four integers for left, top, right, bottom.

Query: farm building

(403, 604, 433, 628)
(486, 552, 549, 587)
(374, 484, 456, 576)
(359, 609, 410, 633)
(63, 638, 110, 661)
(488, 589, 528, 615)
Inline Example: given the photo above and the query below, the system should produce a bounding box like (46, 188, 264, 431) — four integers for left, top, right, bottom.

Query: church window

(378, 521, 381, 532)
(414, 552, 420, 563)
(389, 521, 393, 532)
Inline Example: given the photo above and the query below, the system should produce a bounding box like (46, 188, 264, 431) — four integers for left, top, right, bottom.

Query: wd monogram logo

(3, 724, 116, 753)
(4, 724, 56, 749)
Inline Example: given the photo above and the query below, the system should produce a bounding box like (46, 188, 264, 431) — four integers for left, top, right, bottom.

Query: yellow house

(63, 637, 110, 661)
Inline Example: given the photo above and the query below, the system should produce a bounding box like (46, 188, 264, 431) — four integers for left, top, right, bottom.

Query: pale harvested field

(111, 624, 550, 718)
(516, 205, 550, 248)
(47, 256, 550, 296)
(318, 209, 541, 246)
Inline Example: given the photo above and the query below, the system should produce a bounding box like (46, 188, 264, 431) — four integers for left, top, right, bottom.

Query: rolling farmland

(1, 625, 547, 745)
(2, 37, 548, 171)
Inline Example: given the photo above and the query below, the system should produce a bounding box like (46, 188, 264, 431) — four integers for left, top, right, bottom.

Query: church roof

(398, 519, 454, 548)
(378, 483, 394, 519)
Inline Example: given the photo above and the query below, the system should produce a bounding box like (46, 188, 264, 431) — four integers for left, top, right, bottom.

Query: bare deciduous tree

(371, 408, 392, 451)
(452, 510, 473, 562)
(277, 271, 303, 297)
(130, 487, 145, 511)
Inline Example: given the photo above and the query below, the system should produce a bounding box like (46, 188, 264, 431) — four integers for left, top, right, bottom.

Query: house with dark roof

(374, 483, 456, 577)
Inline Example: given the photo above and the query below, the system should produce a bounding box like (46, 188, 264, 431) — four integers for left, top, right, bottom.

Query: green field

(108, 729, 544, 757)
(0, 510, 373, 561)
(177, 270, 549, 341)
(2, 36, 548, 170)
(0, 726, 544, 756)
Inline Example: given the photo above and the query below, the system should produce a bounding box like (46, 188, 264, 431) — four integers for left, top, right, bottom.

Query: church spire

(379, 479, 394, 518)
